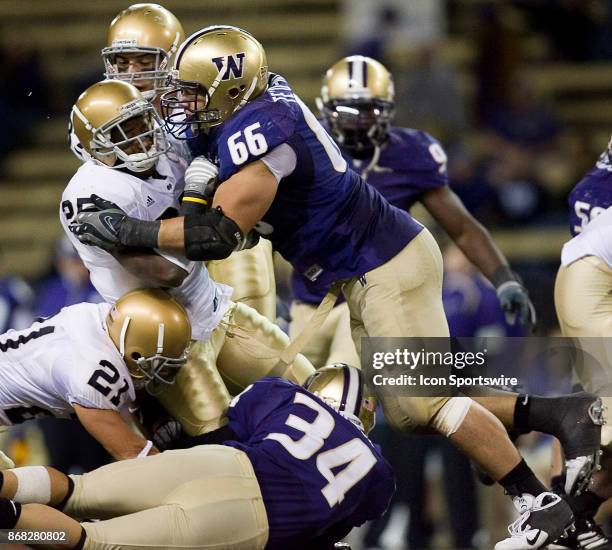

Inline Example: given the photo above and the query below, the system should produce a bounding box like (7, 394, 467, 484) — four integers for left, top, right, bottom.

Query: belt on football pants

(274, 280, 345, 370)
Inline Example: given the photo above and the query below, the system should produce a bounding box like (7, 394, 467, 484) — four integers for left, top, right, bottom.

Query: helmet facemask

(161, 76, 218, 139)
(102, 43, 171, 101)
(321, 98, 394, 154)
(115, 315, 188, 394)
(73, 98, 168, 172)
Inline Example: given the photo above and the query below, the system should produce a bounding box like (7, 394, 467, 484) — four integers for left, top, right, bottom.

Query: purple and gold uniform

(225, 377, 395, 549)
(191, 74, 423, 292)
(292, 126, 448, 305)
(568, 148, 612, 236)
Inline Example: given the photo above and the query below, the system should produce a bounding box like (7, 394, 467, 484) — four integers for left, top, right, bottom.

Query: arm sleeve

(260, 143, 297, 182)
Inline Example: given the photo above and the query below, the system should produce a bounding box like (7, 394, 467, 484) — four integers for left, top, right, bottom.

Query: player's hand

(181, 156, 219, 215)
(0, 450, 15, 470)
(69, 194, 126, 250)
(497, 280, 536, 327)
(152, 419, 182, 451)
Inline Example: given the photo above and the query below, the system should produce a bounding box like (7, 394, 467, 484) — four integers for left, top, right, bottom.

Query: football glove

(181, 156, 219, 215)
(69, 194, 159, 250)
(495, 276, 536, 328)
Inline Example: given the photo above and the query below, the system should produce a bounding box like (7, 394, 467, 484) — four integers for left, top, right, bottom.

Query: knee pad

(430, 396, 472, 437)
(0, 498, 21, 528)
(12, 466, 51, 504)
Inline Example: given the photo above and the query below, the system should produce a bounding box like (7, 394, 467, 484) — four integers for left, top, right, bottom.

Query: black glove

(152, 419, 183, 451)
(69, 194, 159, 250)
(493, 266, 537, 328)
(68, 195, 126, 250)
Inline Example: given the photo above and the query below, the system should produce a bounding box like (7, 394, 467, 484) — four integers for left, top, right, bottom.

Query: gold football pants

(64, 445, 269, 550)
(555, 255, 612, 445)
(344, 228, 452, 433)
(156, 301, 315, 436)
(206, 238, 276, 322)
(289, 301, 360, 369)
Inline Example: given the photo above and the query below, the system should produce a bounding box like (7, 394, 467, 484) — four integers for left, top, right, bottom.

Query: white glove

(184, 156, 219, 198)
(0, 450, 15, 469)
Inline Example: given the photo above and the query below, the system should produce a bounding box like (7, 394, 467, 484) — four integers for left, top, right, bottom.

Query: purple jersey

(224, 377, 394, 549)
(568, 148, 612, 236)
(190, 74, 422, 292)
(292, 126, 448, 305)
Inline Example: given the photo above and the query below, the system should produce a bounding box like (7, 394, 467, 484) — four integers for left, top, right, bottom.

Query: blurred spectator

(341, 0, 446, 60)
(0, 256, 34, 333)
(394, 43, 468, 144)
(35, 235, 102, 317)
(34, 236, 109, 474)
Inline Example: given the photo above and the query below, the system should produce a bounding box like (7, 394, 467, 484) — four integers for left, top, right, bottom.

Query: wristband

(492, 265, 517, 288)
(120, 218, 160, 249)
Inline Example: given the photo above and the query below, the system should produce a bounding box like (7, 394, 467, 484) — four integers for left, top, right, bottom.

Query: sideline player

(63, 79, 314, 436)
(290, 55, 534, 368)
(0, 288, 190, 461)
(72, 3, 277, 321)
(72, 27, 590, 548)
(0, 366, 394, 550)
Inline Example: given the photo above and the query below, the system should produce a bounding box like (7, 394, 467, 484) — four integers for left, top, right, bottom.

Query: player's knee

(0, 498, 21, 528)
(430, 396, 472, 437)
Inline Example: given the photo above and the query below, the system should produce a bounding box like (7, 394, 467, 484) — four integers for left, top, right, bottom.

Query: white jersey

(0, 302, 135, 426)
(60, 155, 231, 341)
(562, 205, 612, 267)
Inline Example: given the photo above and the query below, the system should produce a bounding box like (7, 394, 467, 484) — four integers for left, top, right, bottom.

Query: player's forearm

(452, 221, 509, 283)
(157, 217, 186, 253)
(112, 248, 188, 287)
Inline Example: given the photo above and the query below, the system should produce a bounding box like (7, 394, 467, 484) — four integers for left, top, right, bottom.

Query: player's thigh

(217, 302, 315, 394)
(344, 228, 449, 338)
(155, 336, 231, 436)
(65, 446, 234, 520)
(555, 257, 612, 394)
(326, 302, 360, 368)
(82, 446, 268, 550)
(206, 239, 276, 322)
(555, 257, 612, 337)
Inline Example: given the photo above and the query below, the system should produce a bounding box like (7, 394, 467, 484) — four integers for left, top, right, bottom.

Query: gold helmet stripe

(118, 316, 131, 357)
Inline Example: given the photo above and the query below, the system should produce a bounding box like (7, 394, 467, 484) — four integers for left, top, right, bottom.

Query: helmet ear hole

(228, 87, 241, 99)
(131, 352, 142, 361)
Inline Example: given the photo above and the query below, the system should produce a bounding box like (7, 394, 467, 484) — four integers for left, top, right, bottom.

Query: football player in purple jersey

(0, 365, 393, 550)
(70, 27, 604, 548)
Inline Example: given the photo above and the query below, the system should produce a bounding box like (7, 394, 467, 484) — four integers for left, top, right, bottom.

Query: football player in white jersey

(0, 288, 191, 461)
(552, 206, 612, 549)
(63, 79, 314, 437)
(69, 3, 278, 321)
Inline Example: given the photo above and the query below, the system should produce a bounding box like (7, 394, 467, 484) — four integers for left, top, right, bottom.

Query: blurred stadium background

(1, 0, 611, 548)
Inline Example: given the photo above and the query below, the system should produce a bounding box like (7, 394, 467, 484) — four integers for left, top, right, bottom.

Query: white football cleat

(495, 492, 574, 549)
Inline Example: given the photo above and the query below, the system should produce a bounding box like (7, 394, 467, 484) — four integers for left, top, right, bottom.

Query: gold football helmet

(319, 55, 395, 152)
(161, 25, 268, 135)
(106, 288, 191, 389)
(71, 79, 169, 172)
(304, 364, 376, 434)
(102, 3, 185, 101)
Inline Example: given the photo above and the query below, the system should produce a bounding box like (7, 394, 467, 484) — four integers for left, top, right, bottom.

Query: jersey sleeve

(227, 378, 295, 440)
(51, 352, 123, 412)
(216, 102, 298, 181)
(396, 129, 449, 191)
